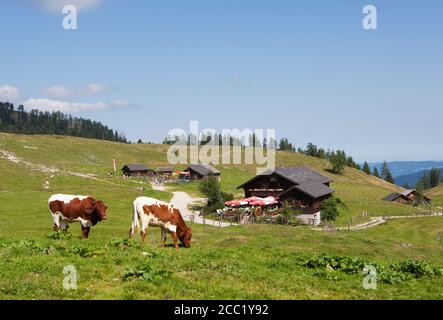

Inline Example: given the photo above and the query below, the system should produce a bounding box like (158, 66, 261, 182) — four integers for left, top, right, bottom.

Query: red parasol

(225, 199, 249, 206)
(249, 196, 279, 206)
(226, 196, 279, 207)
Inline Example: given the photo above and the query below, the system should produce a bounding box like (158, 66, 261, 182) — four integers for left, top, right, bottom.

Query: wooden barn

(156, 166, 174, 177)
(383, 190, 431, 205)
(121, 164, 153, 177)
(184, 164, 221, 181)
(238, 166, 335, 216)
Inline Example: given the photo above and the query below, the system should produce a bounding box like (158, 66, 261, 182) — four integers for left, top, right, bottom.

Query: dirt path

(313, 213, 443, 231)
(312, 217, 386, 231)
(152, 184, 234, 228)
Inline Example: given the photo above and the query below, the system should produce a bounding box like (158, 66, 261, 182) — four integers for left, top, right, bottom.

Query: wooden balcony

(247, 189, 284, 197)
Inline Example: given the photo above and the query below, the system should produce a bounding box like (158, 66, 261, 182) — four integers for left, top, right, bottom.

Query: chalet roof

(238, 166, 332, 189)
(400, 190, 415, 197)
(382, 193, 407, 202)
(279, 182, 335, 199)
(187, 164, 221, 176)
(383, 190, 432, 202)
(401, 189, 431, 201)
(156, 166, 174, 173)
(122, 164, 150, 172)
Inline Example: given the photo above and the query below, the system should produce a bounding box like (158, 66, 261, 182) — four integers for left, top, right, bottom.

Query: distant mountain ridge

(368, 161, 443, 187)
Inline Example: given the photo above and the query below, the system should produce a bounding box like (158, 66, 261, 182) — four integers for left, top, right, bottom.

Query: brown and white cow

(48, 194, 108, 238)
(129, 196, 192, 249)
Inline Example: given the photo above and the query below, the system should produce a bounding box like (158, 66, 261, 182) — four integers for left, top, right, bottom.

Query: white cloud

(85, 83, 109, 95)
(44, 83, 110, 98)
(110, 100, 129, 108)
(31, 0, 103, 13)
(0, 85, 20, 101)
(44, 85, 74, 98)
(22, 98, 128, 113)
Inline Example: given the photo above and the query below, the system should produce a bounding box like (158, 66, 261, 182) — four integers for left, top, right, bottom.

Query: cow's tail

(130, 202, 140, 237)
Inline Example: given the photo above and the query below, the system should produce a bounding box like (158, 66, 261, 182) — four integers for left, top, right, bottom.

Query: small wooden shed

(184, 164, 221, 181)
(121, 164, 153, 177)
(156, 166, 174, 177)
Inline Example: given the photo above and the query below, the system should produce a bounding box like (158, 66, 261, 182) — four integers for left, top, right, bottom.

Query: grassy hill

(2, 133, 443, 299)
(0, 133, 422, 225)
(427, 184, 443, 206)
(427, 183, 443, 196)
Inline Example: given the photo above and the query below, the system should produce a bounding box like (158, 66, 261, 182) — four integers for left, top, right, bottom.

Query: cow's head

(180, 227, 192, 248)
(84, 198, 108, 225)
(172, 207, 192, 248)
(95, 200, 108, 221)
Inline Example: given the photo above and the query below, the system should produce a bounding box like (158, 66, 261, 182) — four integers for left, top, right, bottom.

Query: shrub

(107, 239, 140, 249)
(122, 264, 172, 283)
(391, 260, 443, 278)
(3, 239, 57, 255)
(321, 197, 346, 222)
(300, 253, 443, 285)
(198, 175, 224, 211)
(221, 192, 234, 202)
(45, 231, 72, 241)
(65, 245, 106, 258)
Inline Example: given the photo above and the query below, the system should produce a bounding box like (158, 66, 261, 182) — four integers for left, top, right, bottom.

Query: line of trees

(296, 142, 359, 175)
(161, 133, 398, 185)
(0, 102, 128, 143)
(163, 132, 277, 149)
(301, 143, 396, 183)
(416, 168, 442, 190)
(361, 160, 395, 184)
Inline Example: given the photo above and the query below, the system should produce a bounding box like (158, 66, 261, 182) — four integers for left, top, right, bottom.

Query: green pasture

(1, 134, 443, 299)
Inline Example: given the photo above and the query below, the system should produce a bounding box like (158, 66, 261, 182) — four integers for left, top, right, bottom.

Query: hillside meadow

(0, 133, 429, 225)
(427, 184, 443, 206)
(1, 133, 443, 299)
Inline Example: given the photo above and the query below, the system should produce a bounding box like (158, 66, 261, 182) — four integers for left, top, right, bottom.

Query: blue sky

(1, 0, 442, 162)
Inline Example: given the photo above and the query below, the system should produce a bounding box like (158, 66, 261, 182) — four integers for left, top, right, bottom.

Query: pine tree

(362, 162, 371, 175)
(417, 168, 441, 190)
(278, 138, 295, 152)
(305, 143, 318, 157)
(329, 152, 347, 175)
(347, 156, 356, 168)
(418, 172, 432, 190)
(385, 171, 395, 184)
(373, 167, 380, 178)
(430, 167, 441, 188)
(381, 161, 395, 184)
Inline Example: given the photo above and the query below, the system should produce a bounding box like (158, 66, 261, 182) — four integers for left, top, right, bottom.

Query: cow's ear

(83, 198, 97, 215)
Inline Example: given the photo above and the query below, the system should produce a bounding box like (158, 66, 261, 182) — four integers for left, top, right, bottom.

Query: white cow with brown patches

(129, 197, 192, 249)
(48, 194, 108, 238)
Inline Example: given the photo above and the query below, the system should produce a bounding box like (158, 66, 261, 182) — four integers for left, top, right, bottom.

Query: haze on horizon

(0, 0, 442, 163)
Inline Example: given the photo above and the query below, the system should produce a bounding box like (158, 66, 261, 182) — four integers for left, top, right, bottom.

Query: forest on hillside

(0, 102, 128, 143)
